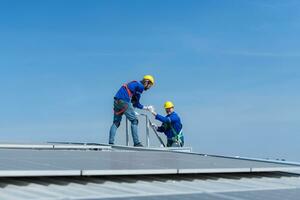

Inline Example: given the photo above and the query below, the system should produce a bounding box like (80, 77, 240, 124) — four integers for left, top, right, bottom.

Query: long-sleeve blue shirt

(156, 112, 183, 139)
(114, 81, 145, 109)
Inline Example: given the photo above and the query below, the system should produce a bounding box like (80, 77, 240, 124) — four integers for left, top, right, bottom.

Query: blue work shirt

(156, 112, 183, 139)
(114, 81, 145, 109)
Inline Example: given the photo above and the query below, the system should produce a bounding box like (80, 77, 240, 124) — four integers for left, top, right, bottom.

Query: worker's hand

(134, 111, 140, 116)
(150, 123, 158, 130)
(143, 105, 154, 112)
(143, 105, 150, 110)
(143, 105, 157, 116)
(148, 105, 155, 113)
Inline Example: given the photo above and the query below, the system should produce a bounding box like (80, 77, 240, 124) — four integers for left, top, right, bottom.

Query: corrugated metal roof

(0, 172, 299, 200)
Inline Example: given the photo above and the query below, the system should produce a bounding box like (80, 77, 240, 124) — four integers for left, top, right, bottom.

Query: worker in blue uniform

(109, 75, 155, 147)
(148, 101, 184, 147)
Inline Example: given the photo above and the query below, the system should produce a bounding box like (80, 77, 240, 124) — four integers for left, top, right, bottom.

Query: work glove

(143, 105, 154, 112)
(150, 122, 158, 131)
(148, 106, 155, 113)
(134, 111, 140, 116)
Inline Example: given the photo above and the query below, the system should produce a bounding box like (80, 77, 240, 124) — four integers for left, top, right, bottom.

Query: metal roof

(0, 143, 299, 177)
(0, 143, 299, 200)
(0, 172, 299, 200)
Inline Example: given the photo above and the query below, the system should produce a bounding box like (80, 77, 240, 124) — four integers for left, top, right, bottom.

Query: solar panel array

(0, 144, 299, 177)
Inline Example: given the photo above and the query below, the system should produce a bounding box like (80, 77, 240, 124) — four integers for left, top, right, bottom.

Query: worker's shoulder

(127, 81, 142, 91)
(128, 80, 142, 87)
(169, 112, 181, 121)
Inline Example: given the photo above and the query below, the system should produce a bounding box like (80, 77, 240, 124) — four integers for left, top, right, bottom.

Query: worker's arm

(132, 93, 144, 109)
(132, 84, 144, 109)
(155, 114, 170, 123)
(157, 125, 165, 133)
(155, 114, 179, 124)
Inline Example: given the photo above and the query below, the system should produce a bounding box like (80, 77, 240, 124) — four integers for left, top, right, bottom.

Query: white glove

(143, 105, 154, 112)
(134, 111, 140, 116)
(148, 105, 155, 113)
(150, 122, 158, 130)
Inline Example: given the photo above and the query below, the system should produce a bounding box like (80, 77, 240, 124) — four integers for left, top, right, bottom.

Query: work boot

(134, 143, 143, 147)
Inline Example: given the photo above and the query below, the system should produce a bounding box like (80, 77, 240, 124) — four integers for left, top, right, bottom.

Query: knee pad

(114, 121, 121, 128)
(131, 119, 139, 125)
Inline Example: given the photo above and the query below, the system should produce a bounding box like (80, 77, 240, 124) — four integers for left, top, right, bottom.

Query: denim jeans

(109, 99, 140, 145)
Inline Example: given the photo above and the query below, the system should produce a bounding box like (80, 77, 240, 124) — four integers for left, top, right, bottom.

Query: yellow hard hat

(164, 101, 174, 109)
(143, 75, 155, 85)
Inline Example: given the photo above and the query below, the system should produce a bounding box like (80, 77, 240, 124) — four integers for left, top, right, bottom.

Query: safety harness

(123, 80, 137, 98)
(163, 119, 184, 147)
(114, 81, 137, 116)
(123, 83, 133, 98)
(114, 100, 129, 116)
(170, 125, 183, 146)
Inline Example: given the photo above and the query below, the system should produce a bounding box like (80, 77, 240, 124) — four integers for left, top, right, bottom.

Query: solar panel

(0, 145, 299, 177)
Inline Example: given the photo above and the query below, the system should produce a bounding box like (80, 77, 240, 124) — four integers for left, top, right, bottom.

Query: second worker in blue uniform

(148, 101, 184, 147)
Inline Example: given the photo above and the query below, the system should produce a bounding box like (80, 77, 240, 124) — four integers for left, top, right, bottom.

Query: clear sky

(0, 0, 300, 161)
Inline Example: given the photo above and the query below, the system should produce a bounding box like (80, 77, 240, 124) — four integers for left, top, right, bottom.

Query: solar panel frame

(0, 145, 299, 177)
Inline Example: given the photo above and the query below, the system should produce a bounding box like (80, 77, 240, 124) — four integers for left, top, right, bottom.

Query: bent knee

(113, 121, 121, 128)
(131, 119, 139, 125)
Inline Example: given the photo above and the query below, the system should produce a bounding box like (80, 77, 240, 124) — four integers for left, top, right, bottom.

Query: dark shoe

(109, 143, 114, 145)
(134, 143, 143, 147)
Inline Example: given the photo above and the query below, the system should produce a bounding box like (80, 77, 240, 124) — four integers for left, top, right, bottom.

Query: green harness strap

(162, 121, 183, 145)
(170, 125, 183, 145)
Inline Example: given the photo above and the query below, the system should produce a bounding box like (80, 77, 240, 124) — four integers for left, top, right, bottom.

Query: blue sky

(0, 0, 300, 161)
